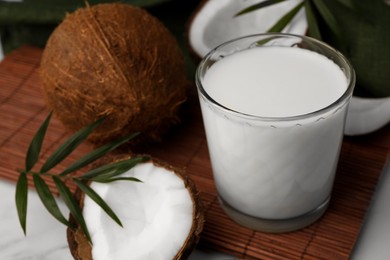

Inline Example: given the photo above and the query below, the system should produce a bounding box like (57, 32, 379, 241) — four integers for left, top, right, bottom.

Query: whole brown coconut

(40, 3, 188, 144)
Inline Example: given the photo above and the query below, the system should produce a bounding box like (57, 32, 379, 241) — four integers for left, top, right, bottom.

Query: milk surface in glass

(198, 45, 349, 221)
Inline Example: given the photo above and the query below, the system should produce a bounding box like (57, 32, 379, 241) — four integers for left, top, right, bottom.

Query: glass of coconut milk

(195, 33, 355, 232)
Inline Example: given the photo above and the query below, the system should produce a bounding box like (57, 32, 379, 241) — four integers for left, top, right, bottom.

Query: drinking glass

(195, 33, 355, 232)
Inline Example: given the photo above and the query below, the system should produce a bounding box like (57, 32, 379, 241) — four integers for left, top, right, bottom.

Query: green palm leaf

(59, 133, 139, 176)
(80, 156, 149, 181)
(312, 0, 341, 38)
(15, 172, 28, 235)
(40, 117, 105, 173)
(94, 177, 143, 183)
(235, 0, 288, 16)
(74, 179, 122, 227)
(305, 0, 322, 39)
(335, 0, 354, 9)
(33, 174, 69, 226)
(15, 111, 148, 240)
(53, 176, 91, 243)
(267, 1, 304, 32)
(25, 112, 52, 172)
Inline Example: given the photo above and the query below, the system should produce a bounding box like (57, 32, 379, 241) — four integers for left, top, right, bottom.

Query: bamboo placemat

(1, 45, 389, 259)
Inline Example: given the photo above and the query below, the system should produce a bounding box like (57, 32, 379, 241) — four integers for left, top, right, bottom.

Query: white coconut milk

(199, 46, 349, 219)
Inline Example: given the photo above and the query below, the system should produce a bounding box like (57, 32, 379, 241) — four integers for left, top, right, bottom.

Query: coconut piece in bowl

(67, 155, 204, 260)
(188, 0, 307, 59)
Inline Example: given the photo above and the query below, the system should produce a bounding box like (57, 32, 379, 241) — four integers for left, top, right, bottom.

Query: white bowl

(345, 96, 390, 136)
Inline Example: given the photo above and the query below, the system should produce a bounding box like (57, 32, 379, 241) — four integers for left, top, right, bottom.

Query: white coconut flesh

(83, 162, 194, 260)
(189, 0, 308, 58)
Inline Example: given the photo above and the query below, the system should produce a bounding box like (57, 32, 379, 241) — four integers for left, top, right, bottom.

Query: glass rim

(195, 32, 356, 122)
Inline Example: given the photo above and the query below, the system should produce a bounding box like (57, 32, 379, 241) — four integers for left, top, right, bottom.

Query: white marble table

(350, 159, 390, 259)
(0, 157, 389, 260)
(0, 179, 230, 259)
(0, 180, 71, 259)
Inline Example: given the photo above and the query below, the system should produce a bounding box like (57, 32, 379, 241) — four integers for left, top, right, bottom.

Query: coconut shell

(40, 3, 188, 145)
(67, 189, 92, 260)
(67, 154, 204, 260)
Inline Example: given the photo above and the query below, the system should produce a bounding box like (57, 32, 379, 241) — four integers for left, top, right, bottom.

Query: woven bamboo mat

(1, 45, 390, 259)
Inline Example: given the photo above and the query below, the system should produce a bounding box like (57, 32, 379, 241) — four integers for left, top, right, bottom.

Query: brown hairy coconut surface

(67, 154, 204, 260)
(40, 3, 188, 145)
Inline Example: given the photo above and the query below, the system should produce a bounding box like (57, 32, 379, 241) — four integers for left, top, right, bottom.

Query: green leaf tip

(33, 174, 69, 226)
(53, 176, 92, 243)
(94, 176, 143, 183)
(25, 112, 52, 172)
(235, 0, 288, 17)
(81, 156, 149, 181)
(74, 179, 123, 227)
(15, 172, 28, 235)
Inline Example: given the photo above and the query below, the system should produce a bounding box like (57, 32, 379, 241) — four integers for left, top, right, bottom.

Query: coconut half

(67, 156, 204, 260)
(188, 0, 307, 59)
